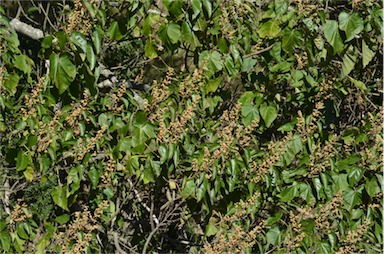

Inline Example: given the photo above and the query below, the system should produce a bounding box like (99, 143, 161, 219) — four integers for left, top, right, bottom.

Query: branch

(9, 18, 44, 40)
(243, 44, 275, 58)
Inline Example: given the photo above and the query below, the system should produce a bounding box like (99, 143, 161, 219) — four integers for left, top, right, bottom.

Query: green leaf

(54, 214, 70, 224)
(347, 167, 362, 186)
(318, 242, 332, 254)
(103, 187, 114, 198)
(323, 20, 344, 53)
(343, 187, 362, 210)
(88, 168, 100, 188)
(266, 226, 281, 245)
(70, 32, 87, 52)
(92, 26, 103, 55)
(338, 12, 363, 42)
(191, 0, 202, 19)
(142, 167, 154, 184)
(4, 73, 20, 95)
(202, 0, 212, 17)
(241, 102, 259, 126)
(182, 179, 196, 197)
(348, 76, 367, 94)
(205, 219, 218, 237)
(144, 40, 158, 58)
(278, 119, 297, 132)
(158, 145, 168, 164)
(362, 40, 375, 68)
(365, 177, 380, 197)
(16, 151, 29, 171)
(282, 28, 301, 52)
(206, 76, 221, 93)
(167, 23, 181, 44)
(16, 223, 29, 240)
(13, 54, 32, 75)
(23, 166, 34, 182)
(86, 44, 96, 70)
(274, 0, 288, 16)
(279, 185, 296, 202)
(341, 48, 357, 78)
(224, 55, 237, 76)
(258, 20, 281, 38)
(242, 58, 257, 72)
(0, 232, 11, 252)
(108, 21, 123, 41)
(210, 51, 223, 71)
(51, 186, 68, 211)
(260, 103, 278, 128)
(49, 53, 76, 94)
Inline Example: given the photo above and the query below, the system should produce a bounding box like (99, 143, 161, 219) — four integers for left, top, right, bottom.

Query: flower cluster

(100, 157, 116, 186)
(66, 90, 90, 135)
(191, 103, 242, 178)
(308, 135, 337, 177)
(336, 219, 371, 254)
(107, 84, 126, 113)
(10, 201, 32, 224)
(314, 192, 343, 232)
(297, 101, 324, 143)
(249, 131, 294, 183)
(145, 67, 174, 123)
(36, 109, 62, 153)
(20, 76, 45, 118)
(75, 125, 108, 161)
(66, 0, 92, 35)
(54, 201, 108, 253)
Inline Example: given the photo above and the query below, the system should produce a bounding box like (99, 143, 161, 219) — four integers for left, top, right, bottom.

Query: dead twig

(243, 44, 275, 58)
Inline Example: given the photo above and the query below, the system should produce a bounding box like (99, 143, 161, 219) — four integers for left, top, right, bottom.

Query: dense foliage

(0, 0, 382, 253)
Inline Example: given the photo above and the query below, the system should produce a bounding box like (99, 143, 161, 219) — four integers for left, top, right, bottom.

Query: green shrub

(0, 0, 382, 253)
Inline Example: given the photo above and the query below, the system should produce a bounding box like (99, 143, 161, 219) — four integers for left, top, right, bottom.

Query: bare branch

(10, 18, 44, 40)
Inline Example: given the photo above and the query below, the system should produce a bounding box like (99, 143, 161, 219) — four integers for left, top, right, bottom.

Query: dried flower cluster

(36, 109, 62, 153)
(191, 103, 242, 177)
(336, 219, 371, 254)
(163, 94, 201, 143)
(107, 84, 126, 113)
(224, 192, 260, 223)
(218, 0, 249, 41)
(74, 125, 107, 161)
(297, 101, 324, 143)
(66, 0, 92, 35)
(360, 109, 383, 171)
(145, 67, 174, 122)
(178, 68, 203, 98)
(66, 90, 90, 135)
(20, 76, 45, 118)
(308, 135, 337, 177)
(316, 78, 335, 100)
(249, 131, 294, 183)
(204, 192, 264, 253)
(284, 210, 307, 251)
(155, 68, 205, 143)
(314, 192, 343, 232)
(10, 201, 32, 224)
(54, 201, 108, 253)
(100, 157, 116, 185)
(205, 222, 266, 254)
(295, 51, 308, 69)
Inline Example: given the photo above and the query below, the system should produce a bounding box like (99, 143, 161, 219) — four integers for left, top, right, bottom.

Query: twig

(127, 178, 159, 226)
(112, 231, 128, 254)
(243, 44, 275, 58)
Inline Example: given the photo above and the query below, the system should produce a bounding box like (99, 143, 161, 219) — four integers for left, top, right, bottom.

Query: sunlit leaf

(323, 20, 344, 53)
(338, 12, 364, 42)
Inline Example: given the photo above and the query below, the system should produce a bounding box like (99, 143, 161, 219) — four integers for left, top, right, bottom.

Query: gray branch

(10, 18, 44, 40)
